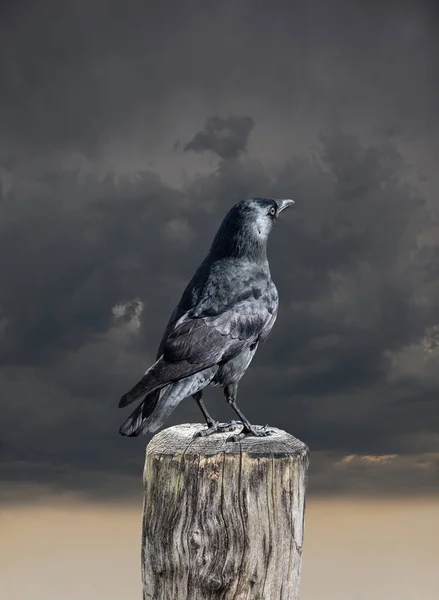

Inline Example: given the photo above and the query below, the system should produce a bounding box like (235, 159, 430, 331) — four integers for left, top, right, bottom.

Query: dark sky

(1, 0, 439, 501)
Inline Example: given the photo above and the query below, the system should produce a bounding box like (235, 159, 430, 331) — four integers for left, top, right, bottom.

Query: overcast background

(1, 1, 438, 598)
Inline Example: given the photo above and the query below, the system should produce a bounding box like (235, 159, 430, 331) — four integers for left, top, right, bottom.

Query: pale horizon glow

(1, 496, 438, 600)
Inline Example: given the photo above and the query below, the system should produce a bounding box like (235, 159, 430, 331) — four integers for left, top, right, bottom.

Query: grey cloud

(309, 449, 439, 497)
(1, 124, 439, 500)
(183, 116, 255, 160)
(0, 169, 188, 365)
(2, 0, 437, 162)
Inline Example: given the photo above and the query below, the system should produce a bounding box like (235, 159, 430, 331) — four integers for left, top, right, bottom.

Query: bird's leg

(193, 391, 215, 425)
(224, 383, 274, 442)
(192, 391, 241, 438)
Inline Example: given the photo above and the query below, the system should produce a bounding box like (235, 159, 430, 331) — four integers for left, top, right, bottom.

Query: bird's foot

(227, 424, 274, 442)
(193, 420, 242, 438)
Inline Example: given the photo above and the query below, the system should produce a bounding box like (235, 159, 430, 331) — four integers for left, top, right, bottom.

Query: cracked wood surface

(142, 423, 309, 600)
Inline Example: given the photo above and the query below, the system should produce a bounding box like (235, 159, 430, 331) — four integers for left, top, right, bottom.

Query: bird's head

(234, 197, 295, 239)
(209, 197, 295, 262)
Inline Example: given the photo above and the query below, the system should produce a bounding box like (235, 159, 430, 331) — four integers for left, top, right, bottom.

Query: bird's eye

(268, 206, 276, 217)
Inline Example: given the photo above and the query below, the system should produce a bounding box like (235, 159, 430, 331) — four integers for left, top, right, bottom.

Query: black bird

(118, 197, 294, 441)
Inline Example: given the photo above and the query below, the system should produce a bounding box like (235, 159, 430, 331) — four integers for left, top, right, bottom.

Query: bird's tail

(119, 383, 186, 437)
(119, 388, 163, 437)
(119, 367, 218, 437)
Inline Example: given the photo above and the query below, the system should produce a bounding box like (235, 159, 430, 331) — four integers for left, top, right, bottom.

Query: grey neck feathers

(208, 218, 268, 264)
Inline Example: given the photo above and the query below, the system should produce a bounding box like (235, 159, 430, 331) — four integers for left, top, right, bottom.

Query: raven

(118, 197, 294, 441)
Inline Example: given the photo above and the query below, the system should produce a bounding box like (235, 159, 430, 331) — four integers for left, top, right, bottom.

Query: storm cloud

(183, 116, 255, 160)
(1, 0, 439, 501)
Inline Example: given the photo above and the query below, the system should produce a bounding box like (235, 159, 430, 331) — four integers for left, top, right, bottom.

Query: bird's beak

(275, 199, 295, 213)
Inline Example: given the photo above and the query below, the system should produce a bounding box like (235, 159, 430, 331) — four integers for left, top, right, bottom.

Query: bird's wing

(155, 305, 185, 359)
(258, 303, 278, 343)
(119, 281, 278, 407)
(164, 280, 278, 363)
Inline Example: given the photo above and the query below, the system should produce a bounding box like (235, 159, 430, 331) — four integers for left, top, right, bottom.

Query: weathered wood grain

(142, 423, 309, 600)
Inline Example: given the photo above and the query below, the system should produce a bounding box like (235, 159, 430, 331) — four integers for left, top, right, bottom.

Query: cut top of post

(146, 423, 309, 460)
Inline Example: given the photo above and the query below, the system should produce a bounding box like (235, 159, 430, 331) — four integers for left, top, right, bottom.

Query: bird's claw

(227, 424, 274, 442)
(193, 420, 242, 438)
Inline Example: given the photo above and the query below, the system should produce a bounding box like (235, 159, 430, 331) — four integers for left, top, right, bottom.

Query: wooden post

(142, 423, 309, 600)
